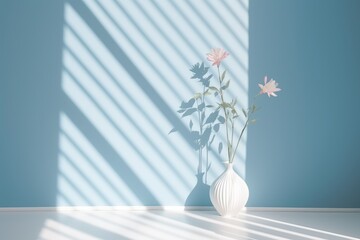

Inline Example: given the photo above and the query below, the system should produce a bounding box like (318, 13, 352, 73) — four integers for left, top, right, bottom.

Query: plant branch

(231, 117, 249, 163)
(231, 117, 234, 160)
(217, 66, 231, 162)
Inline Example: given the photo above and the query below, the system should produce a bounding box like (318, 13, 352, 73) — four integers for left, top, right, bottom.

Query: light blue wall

(1, 0, 360, 208)
(1, 0, 248, 207)
(247, 0, 360, 207)
(57, 0, 247, 206)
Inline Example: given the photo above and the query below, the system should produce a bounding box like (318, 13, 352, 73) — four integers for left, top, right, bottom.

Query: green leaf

(209, 86, 219, 92)
(206, 105, 214, 108)
(221, 70, 227, 81)
(182, 108, 197, 117)
(217, 116, 225, 124)
(205, 110, 219, 124)
(242, 108, 247, 117)
(168, 128, 177, 134)
(219, 102, 232, 109)
(218, 142, 223, 154)
(189, 120, 193, 130)
(231, 98, 237, 107)
(221, 80, 230, 90)
(193, 93, 202, 99)
(250, 104, 257, 113)
(214, 91, 219, 97)
(203, 89, 212, 96)
(177, 109, 186, 113)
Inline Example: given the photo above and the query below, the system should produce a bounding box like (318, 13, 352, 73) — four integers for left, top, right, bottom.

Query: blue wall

(1, 0, 248, 207)
(0, 1, 64, 207)
(1, 0, 360, 207)
(247, 0, 360, 207)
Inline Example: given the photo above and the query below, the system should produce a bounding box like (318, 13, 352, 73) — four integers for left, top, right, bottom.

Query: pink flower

(258, 76, 281, 97)
(207, 48, 229, 67)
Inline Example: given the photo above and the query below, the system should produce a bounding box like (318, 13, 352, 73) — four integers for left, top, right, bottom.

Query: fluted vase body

(210, 163, 249, 217)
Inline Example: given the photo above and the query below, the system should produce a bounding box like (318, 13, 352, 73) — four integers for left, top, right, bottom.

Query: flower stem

(231, 118, 248, 163)
(230, 96, 258, 163)
(231, 118, 234, 160)
(217, 66, 231, 163)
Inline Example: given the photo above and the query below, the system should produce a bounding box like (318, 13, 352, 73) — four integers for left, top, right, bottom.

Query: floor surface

(0, 209, 359, 240)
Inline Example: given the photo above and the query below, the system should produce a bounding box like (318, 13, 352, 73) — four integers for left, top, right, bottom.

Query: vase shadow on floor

(185, 172, 212, 207)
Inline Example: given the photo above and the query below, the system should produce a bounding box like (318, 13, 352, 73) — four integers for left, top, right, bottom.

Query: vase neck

(225, 162, 234, 170)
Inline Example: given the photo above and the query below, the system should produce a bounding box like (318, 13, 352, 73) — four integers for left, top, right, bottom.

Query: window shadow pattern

(35, 210, 360, 240)
(57, 0, 248, 206)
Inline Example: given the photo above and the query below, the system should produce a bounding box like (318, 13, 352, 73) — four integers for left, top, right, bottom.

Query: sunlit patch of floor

(0, 209, 359, 240)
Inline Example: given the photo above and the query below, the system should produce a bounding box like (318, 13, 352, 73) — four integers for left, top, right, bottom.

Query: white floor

(0, 209, 359, 240)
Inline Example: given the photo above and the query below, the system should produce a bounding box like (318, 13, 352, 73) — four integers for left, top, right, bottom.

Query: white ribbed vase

(210, 163, 249, 217)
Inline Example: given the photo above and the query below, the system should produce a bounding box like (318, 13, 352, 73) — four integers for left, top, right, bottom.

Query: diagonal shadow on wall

(62, 93, 160, 205)
(68, 0, 192, 144)
(58, 0, 248, 206)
